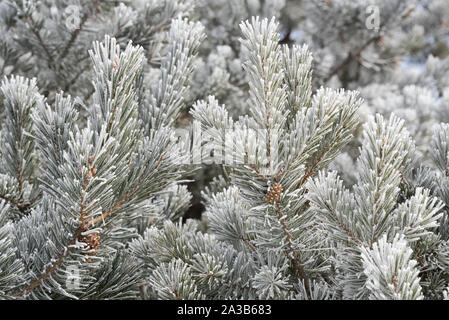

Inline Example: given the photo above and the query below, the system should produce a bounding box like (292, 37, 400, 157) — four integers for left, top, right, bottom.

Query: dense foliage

(0, 0, 448, 300)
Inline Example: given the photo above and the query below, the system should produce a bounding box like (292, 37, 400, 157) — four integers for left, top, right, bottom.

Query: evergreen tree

(0, 0, 448, 300)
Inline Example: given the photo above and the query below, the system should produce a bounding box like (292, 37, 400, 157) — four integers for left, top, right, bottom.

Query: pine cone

(264, 183, 283, 203)
(83, 233, 100, 254)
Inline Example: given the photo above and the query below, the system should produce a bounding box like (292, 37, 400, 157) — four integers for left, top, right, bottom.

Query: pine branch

(324, 34, 382, 83)
(0, 193, 33, 214)
(323, 5, 415, 83)
(24, 17, 55, 67)
(275, 202, 311, 299)
(16, 226, 83, 296)
(58, 0, 104, 62)
(58, 14, 89, 63)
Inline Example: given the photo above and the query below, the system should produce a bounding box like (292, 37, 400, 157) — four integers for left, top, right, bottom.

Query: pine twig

(25, 17, 55, 67)
(324, 34, 382, 83)
(275, 202, 311, 299)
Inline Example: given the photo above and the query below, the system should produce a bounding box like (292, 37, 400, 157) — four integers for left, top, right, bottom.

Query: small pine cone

(264, 183, 283, 203)
(83, 233, 100, 254)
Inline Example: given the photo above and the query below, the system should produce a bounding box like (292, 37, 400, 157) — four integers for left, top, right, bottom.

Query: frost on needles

(0, 3, 449, 300)
(0, 17, 205, 299)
